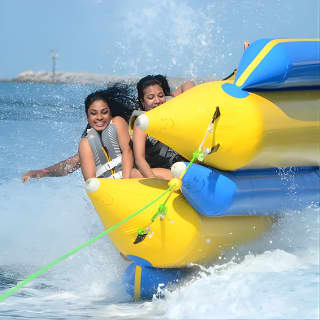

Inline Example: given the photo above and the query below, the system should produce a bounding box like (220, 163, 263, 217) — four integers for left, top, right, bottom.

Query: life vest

(145, 136, 185, 169)
(128, 110, 184, 169)
(86, 121, 123, 179)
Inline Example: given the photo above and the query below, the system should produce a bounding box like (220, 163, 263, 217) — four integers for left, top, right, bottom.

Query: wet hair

(136, 74, 171, 108)
(85, 83, 138, 122)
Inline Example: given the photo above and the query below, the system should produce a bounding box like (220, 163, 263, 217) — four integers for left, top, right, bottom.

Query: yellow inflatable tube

(133, 81, 320, 171)
(86, 177, 273, 268)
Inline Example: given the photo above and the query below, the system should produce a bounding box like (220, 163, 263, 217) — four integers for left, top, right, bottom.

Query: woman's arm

(133, 123, 155, 178)
(171, 80, 195, 97)
(21, 153, 80, 183)
(112, 117, 134, 179)
(78, 139, 96, 181)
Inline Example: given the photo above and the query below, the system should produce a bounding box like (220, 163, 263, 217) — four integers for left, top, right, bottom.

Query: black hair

(81, 83, 138, 137)
(84, 83, 138, 122)
(136, 74, 171, 108)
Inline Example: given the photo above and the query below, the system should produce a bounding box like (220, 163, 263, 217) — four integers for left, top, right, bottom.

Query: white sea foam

(1, 0, 319, 317)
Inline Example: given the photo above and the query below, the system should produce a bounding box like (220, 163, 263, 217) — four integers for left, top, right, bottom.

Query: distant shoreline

(1, 71, 206, 88)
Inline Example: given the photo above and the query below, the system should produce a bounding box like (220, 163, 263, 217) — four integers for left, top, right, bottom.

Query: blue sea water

(0, 82, 319, 319)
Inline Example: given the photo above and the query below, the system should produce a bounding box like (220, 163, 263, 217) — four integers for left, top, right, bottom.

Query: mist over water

(111, 0, 295, 79)
(1, 1, 319, 318)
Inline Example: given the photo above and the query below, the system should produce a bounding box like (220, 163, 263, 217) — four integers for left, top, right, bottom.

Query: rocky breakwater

(10, 71, 192, 89)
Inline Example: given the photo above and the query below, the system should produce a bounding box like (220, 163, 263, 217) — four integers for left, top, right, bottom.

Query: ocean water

(0, 82, 319, 319)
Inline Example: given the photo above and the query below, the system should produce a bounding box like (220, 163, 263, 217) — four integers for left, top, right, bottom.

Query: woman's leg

(130, 168, 144, 178)
(151, 168, 173, 180)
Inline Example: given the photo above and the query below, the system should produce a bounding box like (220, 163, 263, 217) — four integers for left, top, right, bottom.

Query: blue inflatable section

(126, 255, 153, 267)
(123, 263, 185, 300)
(180, 163, 320, 217)
(235, 39, 320, 90)
(221, 83, 249, 98)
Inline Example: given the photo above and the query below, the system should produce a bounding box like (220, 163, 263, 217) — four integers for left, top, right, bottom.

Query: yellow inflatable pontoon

(133, 79, 319, 171)
(86, 177, 273, 268)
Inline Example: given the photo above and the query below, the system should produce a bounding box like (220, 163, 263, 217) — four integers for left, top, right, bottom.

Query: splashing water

(110, 0, 293, 80)
(0, 0, 319, 317)
(0, 79, 318, 319)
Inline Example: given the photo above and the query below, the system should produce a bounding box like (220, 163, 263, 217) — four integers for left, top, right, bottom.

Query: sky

(0, 0, 319, 80)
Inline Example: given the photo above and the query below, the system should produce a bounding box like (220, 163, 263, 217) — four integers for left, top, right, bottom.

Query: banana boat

(86, 38, 320, 299)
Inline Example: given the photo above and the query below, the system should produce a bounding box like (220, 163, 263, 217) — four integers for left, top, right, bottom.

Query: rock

(11, 71, 200, 89)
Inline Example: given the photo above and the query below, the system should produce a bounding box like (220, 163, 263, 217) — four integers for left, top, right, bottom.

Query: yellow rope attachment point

(168, 178, 182, 191)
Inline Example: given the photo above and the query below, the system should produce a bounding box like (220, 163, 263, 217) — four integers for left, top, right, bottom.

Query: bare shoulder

(112, 116, 128, 131)
(112, 116, 127, 125)
(133, 121, 147, 141)
(78, 137, 90, 152)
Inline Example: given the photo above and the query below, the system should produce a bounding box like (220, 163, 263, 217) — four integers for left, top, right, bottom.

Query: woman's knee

(130, 168, 143, 178)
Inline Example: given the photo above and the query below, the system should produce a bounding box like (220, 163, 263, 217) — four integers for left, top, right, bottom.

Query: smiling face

(141, 84, 166, 111)
(87, 99, 112, 131)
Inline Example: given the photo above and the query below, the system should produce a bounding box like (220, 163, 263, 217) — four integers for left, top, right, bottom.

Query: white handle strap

(96, 155, 122, 177)
(107, 171, 123, 179)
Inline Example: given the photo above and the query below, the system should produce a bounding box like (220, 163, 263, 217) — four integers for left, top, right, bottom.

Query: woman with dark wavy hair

(133, 75, 194, 180)
(21, 83, 139, 182)
(78, 86, 142, 180)
(21, 77, 194, 182)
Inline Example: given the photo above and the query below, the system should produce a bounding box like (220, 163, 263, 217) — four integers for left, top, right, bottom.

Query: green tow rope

(0, 186, 174, 303)
(1, 107, 221, 302)
(133, 149, 205, 244)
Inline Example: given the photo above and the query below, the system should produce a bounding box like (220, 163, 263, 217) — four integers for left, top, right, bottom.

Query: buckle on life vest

(96, 155, 122, 177)
(107, 171, 123, 179)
